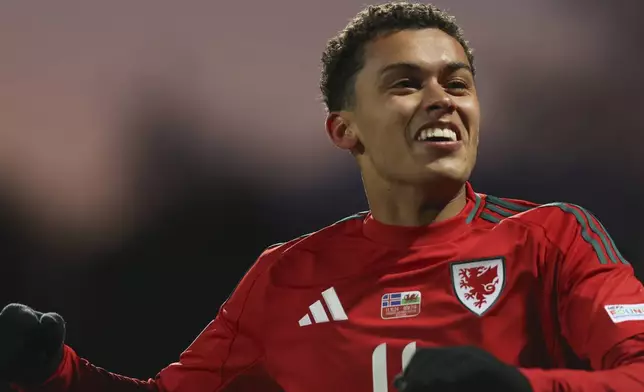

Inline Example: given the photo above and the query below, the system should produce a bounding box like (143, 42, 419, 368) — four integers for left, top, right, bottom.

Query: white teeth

(417, 128, 457, 141)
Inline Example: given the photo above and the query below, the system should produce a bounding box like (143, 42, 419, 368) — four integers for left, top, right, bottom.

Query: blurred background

(1, 0, 643, 382)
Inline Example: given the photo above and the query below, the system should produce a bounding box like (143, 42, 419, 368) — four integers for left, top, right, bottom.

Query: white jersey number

(371, 342, 417, 392)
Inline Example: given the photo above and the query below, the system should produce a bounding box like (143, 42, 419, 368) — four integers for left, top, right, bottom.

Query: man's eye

(446, 80, 469, 90)
(391, 79, 422, 89)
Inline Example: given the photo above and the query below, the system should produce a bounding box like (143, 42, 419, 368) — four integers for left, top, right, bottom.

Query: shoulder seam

(264, 211, 369, 251)
(223, 244, 285, 358)
(332, 210, 369, 225)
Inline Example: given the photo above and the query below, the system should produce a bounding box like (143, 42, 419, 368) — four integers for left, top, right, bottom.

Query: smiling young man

(2, 3, 644, 392)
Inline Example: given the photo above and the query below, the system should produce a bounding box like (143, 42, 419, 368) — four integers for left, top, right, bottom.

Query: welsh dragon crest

(451, 258, 505, 316)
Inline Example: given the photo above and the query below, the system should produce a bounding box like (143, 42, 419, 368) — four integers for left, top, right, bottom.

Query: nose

(422, 84, 456, 116)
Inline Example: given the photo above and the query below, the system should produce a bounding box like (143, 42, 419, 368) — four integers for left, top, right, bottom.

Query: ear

(325, 112, 359, 151)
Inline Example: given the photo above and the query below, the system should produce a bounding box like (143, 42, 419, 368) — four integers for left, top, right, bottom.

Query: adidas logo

(298, 287, 348, 327)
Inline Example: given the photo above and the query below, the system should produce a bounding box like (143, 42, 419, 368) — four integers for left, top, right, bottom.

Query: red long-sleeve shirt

(15, 184, 644, 391)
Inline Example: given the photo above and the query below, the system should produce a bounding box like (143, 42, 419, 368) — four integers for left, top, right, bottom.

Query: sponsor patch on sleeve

(604, 304, 644, 323)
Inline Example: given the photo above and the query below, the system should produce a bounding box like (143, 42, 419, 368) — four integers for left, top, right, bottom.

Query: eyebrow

(378, 61, 473, 77)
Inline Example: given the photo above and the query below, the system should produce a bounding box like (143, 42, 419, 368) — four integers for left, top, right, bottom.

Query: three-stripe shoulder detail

(465, 192, 483, 224)
(537, 202, 629, 265)
(478, 195, 532, 224)
(477, 197, 628, 265)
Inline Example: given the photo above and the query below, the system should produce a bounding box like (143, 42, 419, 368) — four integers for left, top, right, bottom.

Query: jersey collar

(361, 182, 481, 247)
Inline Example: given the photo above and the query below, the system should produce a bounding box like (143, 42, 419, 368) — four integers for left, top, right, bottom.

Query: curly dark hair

(320, 2, 475, 112)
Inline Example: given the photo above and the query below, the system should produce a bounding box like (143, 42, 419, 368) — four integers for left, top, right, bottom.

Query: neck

(363, 175, 468, 227)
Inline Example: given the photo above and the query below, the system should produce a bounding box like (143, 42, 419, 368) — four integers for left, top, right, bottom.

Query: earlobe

(325, 112, 359, 150)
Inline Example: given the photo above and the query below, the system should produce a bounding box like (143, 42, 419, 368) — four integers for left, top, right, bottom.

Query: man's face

(342, 28, 480, 185)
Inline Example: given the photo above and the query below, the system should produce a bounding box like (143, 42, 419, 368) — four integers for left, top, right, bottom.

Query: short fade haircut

(320, 2, 475, 112)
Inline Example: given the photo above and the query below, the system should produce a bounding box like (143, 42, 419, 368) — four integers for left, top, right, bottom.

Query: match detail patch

(381, 291, 421, 320)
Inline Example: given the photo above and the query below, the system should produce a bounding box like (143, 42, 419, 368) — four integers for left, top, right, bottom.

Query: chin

(396, 168, 469, 188)
(420, 161, 471, 183)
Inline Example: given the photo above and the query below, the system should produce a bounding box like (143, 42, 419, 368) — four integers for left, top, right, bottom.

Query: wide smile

(413, 122, 464, 151)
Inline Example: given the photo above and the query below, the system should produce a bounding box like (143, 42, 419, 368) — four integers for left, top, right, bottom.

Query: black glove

(0, 304, 66, 385)
(394, 346, 533, 392)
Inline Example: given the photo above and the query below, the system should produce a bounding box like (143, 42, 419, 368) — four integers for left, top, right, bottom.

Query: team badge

(451, 257, 505, 316)
(381, 291, 422, 319)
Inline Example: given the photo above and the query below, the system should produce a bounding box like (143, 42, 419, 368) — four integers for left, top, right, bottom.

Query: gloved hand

(394, 346, 533, 392)
(0, 304, 66, 385)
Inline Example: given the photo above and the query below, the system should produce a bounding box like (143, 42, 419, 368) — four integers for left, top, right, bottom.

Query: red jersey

(17, 183, 644, 392)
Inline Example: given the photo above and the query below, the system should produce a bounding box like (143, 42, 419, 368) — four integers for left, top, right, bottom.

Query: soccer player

(2, 2, 644, 392)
